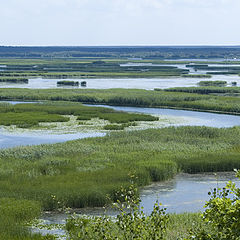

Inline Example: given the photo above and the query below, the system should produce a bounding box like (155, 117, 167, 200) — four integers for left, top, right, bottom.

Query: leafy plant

(187, 170, 240, 240)
(66, 178, 168, 240)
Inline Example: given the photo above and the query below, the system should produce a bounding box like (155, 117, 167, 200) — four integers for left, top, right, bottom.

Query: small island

(0, 77, 29, 83)
(198, 80, 227, 86)
(81, 81, 87, 87)
(57, 80, 79, 86)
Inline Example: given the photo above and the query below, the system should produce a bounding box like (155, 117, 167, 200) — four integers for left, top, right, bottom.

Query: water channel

(1, 103, 240, 149)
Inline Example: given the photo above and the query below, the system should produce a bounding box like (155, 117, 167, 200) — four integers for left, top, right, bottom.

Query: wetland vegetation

(1, 47, 240, 239)
(198, 80, 227, 87)
(1, 126, 240, 238)
(0, 101, 158, 129)
(181, 74, 212, 78)
(0, 77, 28, 83)
(2, 87, 240, 115)
(56, 80, 79, 86)
(0, 126, 240, 210)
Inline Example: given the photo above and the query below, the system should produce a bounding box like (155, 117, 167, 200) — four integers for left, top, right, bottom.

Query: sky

(1, 0, 240, 46)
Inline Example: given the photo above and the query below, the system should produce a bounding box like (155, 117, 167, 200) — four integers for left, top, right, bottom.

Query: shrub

(188, 170, 240, 240)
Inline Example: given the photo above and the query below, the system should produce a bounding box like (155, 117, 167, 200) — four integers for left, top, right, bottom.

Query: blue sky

(1, 0, 240, 46)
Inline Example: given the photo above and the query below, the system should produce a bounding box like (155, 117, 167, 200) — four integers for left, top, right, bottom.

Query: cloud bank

(0, 0, 240, 45)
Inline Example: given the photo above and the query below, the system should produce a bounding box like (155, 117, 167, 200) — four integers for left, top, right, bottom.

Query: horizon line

(1, 44, 240, 48)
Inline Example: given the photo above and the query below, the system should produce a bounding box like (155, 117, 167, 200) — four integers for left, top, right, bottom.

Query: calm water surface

(90, 105, 240, 128)
(0, 62, 239, 90)
(0, 74, 238, 90)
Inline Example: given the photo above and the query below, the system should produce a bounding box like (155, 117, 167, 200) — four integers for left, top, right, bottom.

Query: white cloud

(0, 0, 240, 45)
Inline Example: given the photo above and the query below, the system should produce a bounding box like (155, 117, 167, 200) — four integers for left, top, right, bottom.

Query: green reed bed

(56, 80, 79, 86)
(41, 71, 186, 78)
(0, 101, 158, 129)
(198, 80, 227, 86)
(206, 71, 239, 75)
(0, 112, 69, 128)
(0, 77, 29, 83)
(1, 126, 240, 210)
(181, 74, 212, 78)
(103, 123, 137, 130)
(0, 58, 189, 79)
(164, 86, 240, 95)
(2, 88, 240, 115)
(0, 198, 53, 240)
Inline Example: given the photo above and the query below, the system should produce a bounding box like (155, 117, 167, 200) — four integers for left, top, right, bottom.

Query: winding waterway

(1, 103, 240, 149)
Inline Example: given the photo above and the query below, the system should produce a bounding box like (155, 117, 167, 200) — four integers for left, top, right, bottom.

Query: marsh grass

(181, 74, 212, 78)
(0, 77, 29, 83)
(198, 80, 227, 87)
(2, 88, 240, 115)
(0, 101, 158, 128)
(1, 126, 240, 210)
(0, 112, 69, 128)
(57, 80, 79, 86)
(0, 198, 53, 239)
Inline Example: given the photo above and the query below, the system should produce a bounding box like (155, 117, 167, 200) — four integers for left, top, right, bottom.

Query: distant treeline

(1, 46, 240, 59)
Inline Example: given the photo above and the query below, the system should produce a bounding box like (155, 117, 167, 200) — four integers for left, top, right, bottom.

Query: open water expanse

(0, 74, 239, 90)
(0, 62, 240, 90)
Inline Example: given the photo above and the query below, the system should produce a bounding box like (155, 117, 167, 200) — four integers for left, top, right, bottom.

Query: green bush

(188, 170, 240, 240)
(65, 183, 168, 240)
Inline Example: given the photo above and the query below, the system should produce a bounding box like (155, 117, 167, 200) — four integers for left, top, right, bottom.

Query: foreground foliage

(66, 182, 168, 240)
